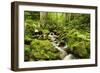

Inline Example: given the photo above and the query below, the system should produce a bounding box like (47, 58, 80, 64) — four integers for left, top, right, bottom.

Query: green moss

(72, 42, 89, 58)
(29, 39, 60, 61)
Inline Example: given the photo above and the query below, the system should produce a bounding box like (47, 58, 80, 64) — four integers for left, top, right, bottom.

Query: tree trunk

(40, 12, 48, 28)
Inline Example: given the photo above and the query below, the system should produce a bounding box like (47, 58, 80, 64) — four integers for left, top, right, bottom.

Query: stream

(49, 32, 75, 60)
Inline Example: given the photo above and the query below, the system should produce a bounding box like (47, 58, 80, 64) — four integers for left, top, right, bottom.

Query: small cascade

(48, 32, 75, 60)
(63, 54, 75, 60)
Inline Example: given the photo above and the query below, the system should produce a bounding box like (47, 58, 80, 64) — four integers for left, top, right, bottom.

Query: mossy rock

(30, 39, 61, 61)
(72, 42, 89, 58)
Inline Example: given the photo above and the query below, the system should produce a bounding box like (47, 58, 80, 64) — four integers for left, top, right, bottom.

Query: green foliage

(29, 39, 61, 61)
(24, 35, 32, 45)
(25, 22, 34, 37)
(24, 45, 31, 61)
(24, 11, 40, 21)
(24, 11, 90, 61)
(66, 29, 90, 58)
(42, 29, 49, 34)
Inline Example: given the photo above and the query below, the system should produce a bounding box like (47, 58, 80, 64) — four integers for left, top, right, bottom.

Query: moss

(29, 39, 60, 61)
(72, 42, 89, 58)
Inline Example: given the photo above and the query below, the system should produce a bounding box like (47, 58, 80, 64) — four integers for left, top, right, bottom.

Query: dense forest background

(24, 11, 90, 61)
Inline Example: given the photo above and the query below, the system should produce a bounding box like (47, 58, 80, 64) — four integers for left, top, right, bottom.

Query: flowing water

(49, 32, 75, 60)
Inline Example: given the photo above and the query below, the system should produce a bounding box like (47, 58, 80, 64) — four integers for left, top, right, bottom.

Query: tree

(40, 12, 48, 28)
